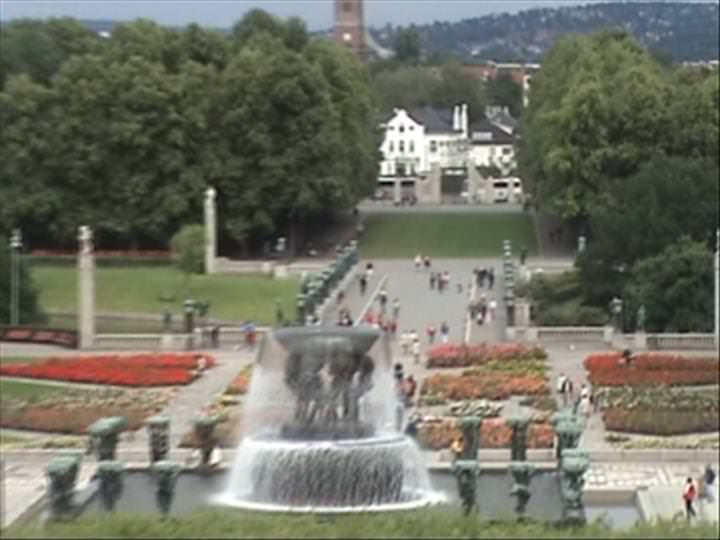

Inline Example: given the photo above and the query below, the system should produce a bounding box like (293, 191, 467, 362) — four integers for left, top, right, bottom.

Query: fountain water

(214, 326, 445, 512)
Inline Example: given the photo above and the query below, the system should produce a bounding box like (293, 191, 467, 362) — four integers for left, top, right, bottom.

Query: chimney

(461, 104, 469, 137)
(453, 105, 460, 131)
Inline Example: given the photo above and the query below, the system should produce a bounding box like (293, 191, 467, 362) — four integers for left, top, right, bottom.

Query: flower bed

(226, 365, 253, 395)
(426, 343, 547, 369)
(421, 373, 548, 401)
(0, 388, 171, 435)
(584, 352, 719, 387)
(416, 418, 553, 450)
(603, 408, 719, 436)
(0, 353, 215, 387)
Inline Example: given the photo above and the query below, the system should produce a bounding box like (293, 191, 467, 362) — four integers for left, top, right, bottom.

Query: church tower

(334, 0, 369, 60)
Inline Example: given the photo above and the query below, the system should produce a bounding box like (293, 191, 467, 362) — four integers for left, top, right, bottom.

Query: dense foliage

(0, 13, 380, 255)
(518, 31, 718, 332)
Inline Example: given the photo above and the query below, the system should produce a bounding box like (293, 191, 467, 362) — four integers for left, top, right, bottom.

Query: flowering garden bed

(0, 387, 172, 435)
(225, 365, 253, 395)
(0, 354, 215, 387)
(421, 372, 548, 401)
(426, 343, 547, 369)
(584, 352, 719, 387)
(416, 417, 554, 450)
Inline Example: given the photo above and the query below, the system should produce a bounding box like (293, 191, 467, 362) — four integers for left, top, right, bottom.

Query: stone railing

(93, 327, 270, 351)
(646, 333, 717, 351)
(524, 326, 608, 343)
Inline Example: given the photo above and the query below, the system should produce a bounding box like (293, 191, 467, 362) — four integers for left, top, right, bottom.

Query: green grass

(359, 213, 537, 258)
(0, 357, 38, 364)
(31, 266, 299, 325)
(6, 510, 718, 539)
(0, 379, 70, 401)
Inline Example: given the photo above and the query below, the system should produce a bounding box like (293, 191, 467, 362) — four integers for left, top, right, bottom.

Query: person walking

(703, 465, 716, 502)
(409, 328, 419, 345)
(365, 261, 374, 280)
(412, 338, 421, 365)
(488, 268, 495, 289)
(683, 477, 697, 521)
(440, 322, 449, 344)
(430, 272, 436, 290)
(426, 324, 436, 345)
(488, 298, 497, 322)
(359, 274, 367, 296)
(414, 254, 423, 271)
(557, 373, 568, 406)
(423, 256, 431, 271)
(392, 298, 401, 320)
(378, 288, 388, 313)
(400, 331, 410, 357)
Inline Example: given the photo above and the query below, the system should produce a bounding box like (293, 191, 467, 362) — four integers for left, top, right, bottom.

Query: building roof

(407, 106, 460, 134)
(486, 107, 518, 134)
(469, 118, 515, 145)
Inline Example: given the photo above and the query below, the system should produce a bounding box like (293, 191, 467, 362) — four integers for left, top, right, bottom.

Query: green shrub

(170, 225, 205, 275)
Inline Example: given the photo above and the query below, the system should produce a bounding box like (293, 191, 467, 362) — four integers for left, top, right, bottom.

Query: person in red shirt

(426, 324, 436, 344)
(683, 477, 697, 520)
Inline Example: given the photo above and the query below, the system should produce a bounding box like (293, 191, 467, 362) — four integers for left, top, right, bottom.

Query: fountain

(214, 326, 445, 512)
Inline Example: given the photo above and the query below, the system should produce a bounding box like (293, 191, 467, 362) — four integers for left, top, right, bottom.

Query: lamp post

(9, 229, 22, 325)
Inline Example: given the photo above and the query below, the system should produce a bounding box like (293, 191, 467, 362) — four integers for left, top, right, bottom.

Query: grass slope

(0, 379, 72, 401)
(31, 267, 299, 324)
(6, 510, 718, 539)
(359, 213, 537, 258)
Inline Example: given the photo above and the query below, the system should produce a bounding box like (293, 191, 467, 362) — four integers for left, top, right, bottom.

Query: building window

(409, 141, 415, 152)
(502, 146, 512, 155)
(399, 141, 405, 152)
(388, 141, 394, 152)
(409, 125, 414, 131)
(490, 147, 496, 156)
(430, 140, 437, 153)
(399, 125, 405, 133)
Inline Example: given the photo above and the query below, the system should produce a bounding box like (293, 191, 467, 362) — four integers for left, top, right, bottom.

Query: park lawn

(359, 212, 537, 258)
(31, 266, 299, 325)
(0, 357, 38, 364)
(45, 314, 170, 334)
(0, 379, 73, 401)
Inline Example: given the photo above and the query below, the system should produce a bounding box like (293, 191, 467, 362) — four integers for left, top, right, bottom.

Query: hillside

(370, 2, 720, 62)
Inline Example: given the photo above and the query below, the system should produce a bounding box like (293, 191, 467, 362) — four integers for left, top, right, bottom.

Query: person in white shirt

(412, 340, 421, 365)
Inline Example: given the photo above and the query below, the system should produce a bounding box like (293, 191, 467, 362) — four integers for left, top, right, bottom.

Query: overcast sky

(1, 1, 611, 30)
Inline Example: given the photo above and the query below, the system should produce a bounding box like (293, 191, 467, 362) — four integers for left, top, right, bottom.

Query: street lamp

(9, 229, 22, 326)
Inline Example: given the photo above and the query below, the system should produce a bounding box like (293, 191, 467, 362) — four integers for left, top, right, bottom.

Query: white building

(378, 103, 518, 197)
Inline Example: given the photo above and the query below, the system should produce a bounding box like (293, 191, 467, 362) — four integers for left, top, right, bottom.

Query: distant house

(377, 104, 518, 201)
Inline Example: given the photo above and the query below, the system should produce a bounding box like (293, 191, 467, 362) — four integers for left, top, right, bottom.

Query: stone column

(393, 177, 402, 205)
(78, 225, 95, 350)
(204, 187, 217, 275)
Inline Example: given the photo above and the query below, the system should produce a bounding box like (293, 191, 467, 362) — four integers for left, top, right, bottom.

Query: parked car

(492, 180, 510, 203)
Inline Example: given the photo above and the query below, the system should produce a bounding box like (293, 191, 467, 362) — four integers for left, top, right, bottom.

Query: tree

(575, 156, 718, 305)
(431, 62, 485, 124)
(231, 10, 308, 51)
(518, 31, 671, 219)
(170, 225, 205, 276)
(0, 235, 44, 324)
(485, 72, 523, 118)
(623, 238, 714, 332)
(0, 19, 66, 86)
(393, 28, 421, 64)
(372, 66, 438, 111)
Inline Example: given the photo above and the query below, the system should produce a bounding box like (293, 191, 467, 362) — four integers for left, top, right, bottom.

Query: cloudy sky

(1, 0, 607, 30)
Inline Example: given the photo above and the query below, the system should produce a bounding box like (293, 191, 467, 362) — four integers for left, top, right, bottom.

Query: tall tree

(393, 28, 421, 64)
(485, 72, 523, 118)
(0, 235, 44, 324)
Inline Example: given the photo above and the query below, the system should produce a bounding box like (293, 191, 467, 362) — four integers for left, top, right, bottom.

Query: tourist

(423, 256, 431, 271)
(704, 465, 716, 502)
(476, 310, 484, 326)
(378, 288, 388, 312)
(488, 298, 497, 322)
(440, 322, 449, 343)
(579, 393, 592, 419)
(683, 477, 698, 520)
(429, 272, 436, 290)
(426, 324, 436, 345)
(365, 261, 374, 280)
(557, 373, 568, 406)
(451, 436, 465, 462)
(404, 414, 419, 438)
(488, 268, 495, 289)
(580, 384, 589, 400)
(412, 339, 421, 365)
(243, 320, 256, 349)
(409, 328, 419, 345)
(359, 274, 367, 295)
(400, 331, 410, 356)
(478, 267, 486, 288)
(405, 375, 417, 403)
(364, 310, 375, 326)
(392, 298, 401, 320)
(414, 254, 422, 271)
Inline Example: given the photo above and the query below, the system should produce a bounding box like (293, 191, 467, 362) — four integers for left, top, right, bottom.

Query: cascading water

(213, 326, 445, 512)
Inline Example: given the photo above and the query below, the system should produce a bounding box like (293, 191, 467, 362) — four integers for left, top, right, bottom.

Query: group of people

(429, 270, 454, 293)
(414, 254, 432, 271)
(393, 362, 418, 407)
(473, 266, 495, 289)
(557, 373, 596, 418)
(470, 292, 497, 326)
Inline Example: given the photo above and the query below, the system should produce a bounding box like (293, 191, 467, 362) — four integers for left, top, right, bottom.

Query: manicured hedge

(584, 352, 719, 387)
(603, 408, 720, 435)
(421, 372, 548, 401)
(427, 343, 547, 368)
